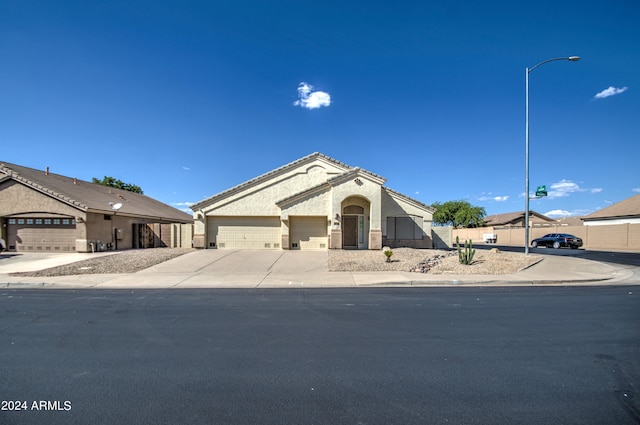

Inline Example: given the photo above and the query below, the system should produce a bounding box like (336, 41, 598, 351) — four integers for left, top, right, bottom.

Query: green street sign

(535, 185, 547, 197)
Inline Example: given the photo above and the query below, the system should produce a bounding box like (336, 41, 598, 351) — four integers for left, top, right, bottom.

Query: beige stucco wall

(380, 189, 434, 249)
(330, 176, 382, 229)
(380, 189, 433, 235)
(279, 188, 330, 219)
(0, 180, 84, 218)
(201, 161, 345, 216)
(1, 180, 90, 250)
(452, 224, 640, 251)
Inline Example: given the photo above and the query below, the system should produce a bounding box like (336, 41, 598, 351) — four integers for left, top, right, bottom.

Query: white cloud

(545, 209, 572, 218)
(182, 166, 190, 171)
(545, 180, 601, 199)
(294, 82, 331, 109)
(594, 86, 628, 100)
(544, 209, 595, 218)
(633, 188, 640, 193)
(478, 194, 509, 202)
(171, 202, 194, 214)
(545, 209, 595, 218)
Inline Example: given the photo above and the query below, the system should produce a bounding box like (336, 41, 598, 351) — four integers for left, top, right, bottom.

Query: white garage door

(208, 217, 281, 249)
(289, 216, 328, 250)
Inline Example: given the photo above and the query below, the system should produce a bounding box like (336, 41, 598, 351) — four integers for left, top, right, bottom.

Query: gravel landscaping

(329, 247, 543, 274)
(11, 247, 543, 277)
(11, 248, 194, 277)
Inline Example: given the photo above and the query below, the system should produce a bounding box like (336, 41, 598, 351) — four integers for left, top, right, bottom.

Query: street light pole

(525, 56, 580, 254)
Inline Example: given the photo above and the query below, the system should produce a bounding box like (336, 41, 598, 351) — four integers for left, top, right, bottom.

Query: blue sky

(1, 0, 638, 218)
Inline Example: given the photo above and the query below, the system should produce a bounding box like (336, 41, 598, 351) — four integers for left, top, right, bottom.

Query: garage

(6, 217, 77, 252)
(208, 217, 281, 249)
(289, 216, 328, 250)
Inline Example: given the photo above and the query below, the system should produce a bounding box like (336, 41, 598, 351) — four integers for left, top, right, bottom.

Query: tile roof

(482, 210, 554, 226)
(275, 168, 392, 208)
(191, 152, 385, 210)
(554, 216, 584, 226)
(382, 186, 435, 213)
(582, 193, 640, 220)
(0, 162, 192, 222)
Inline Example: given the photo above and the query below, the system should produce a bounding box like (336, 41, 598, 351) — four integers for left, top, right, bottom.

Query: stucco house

(191, 152, 435, 250)
(581, 193, 640, 226)
(0, 162, 193, 253)
(482, 210, 555, 228)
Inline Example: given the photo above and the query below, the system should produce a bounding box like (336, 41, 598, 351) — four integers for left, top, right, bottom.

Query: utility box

(115, 228, 123, 240)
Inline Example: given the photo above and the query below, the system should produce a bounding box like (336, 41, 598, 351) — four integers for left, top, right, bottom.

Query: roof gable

(0, 162, 192, 222)
(192, 152, 378, 211)
(276, 168, 388, 209)
(483, 210, 554, 226)
(582, 194, 640, 220)
(382, 187, 435, 214)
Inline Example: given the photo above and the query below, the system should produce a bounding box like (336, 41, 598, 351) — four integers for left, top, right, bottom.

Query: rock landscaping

(328, 247, 543, 275)
(11, 248, 194, 277)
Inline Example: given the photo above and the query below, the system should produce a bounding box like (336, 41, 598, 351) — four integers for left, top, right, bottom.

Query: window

(8, 219, 16, 224)
(17, 219, 25, 225)
(53, 219, 61, 225)
(62, 219, 70, 225)
(26, 219, 34, 225)
(386, 216, 423, 240)
(44, 219, 51, 225)
(36, 219, 43, 225)
(343, 205, 364, 214)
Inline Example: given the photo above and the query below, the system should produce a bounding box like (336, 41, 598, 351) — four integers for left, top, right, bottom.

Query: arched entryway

(341, 196, 370, 249)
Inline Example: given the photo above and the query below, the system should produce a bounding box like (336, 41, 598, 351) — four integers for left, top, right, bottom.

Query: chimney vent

(45, 167, 49, 175)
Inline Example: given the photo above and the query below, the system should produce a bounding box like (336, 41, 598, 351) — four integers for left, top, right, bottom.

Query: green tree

(92, 176, 143, 194)
(431, 200, 486, 228)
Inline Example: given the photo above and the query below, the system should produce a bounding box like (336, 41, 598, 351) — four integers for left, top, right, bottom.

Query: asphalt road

(476, 244, 640, 267)
(1, 286, 639, 425)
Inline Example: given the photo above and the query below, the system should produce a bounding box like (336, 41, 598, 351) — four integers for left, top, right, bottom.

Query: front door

(342, 216, 358, 248)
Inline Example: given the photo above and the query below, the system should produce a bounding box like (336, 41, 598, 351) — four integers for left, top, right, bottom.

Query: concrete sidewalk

(0, 249, 637, 289)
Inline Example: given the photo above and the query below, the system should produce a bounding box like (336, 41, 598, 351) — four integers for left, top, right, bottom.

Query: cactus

(456, 236, 476, 265)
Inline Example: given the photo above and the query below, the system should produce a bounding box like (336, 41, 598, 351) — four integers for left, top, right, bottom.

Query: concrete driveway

(142, 249, 328, 274)
(0, 251, 118, 274)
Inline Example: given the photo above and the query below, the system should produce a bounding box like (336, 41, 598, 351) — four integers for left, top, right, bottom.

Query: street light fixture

(525, 56, 580, 254)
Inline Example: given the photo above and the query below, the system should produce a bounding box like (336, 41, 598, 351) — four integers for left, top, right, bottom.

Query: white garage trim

(289, 216, 329, 250)
(208, 217, 281, 249)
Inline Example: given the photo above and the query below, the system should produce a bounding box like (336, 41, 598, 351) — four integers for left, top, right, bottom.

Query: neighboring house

(482, 211, 555, 228)
(554, 216, 584, 227)
(0, 162, 193, 253)
(582, 194, 640, 226)
(191, 152, 435, 250)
